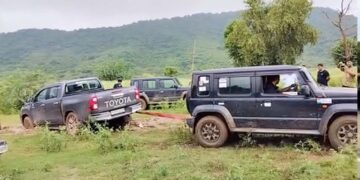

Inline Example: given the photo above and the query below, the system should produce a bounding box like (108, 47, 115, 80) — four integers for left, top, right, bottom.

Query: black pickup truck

(20, 77, 141, 134)
(186, 65, 357, 150)
(130, 77, 188, 110)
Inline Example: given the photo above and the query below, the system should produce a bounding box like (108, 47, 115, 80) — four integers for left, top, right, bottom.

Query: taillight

(88, 95, 98, 111)
(135, 88, 140, 100)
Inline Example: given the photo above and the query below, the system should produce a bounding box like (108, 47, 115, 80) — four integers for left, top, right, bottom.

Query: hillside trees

(224, 0, 318, 66)
(95, 60, 132, 81)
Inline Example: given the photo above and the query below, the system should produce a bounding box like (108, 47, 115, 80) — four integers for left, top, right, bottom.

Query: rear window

(65, 79, 102, 94)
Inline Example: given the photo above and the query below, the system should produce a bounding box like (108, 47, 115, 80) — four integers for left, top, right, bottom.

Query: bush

(169, 125, 193, 145)
(93, 125, 114, 154)
(237, 133, 256, 148)
(0, 70, 54, 114)
(40, 127, 66, 153)
(294, 139, 321, 153)
(164, 67, 178, 77)
(96, 60, 131, 81)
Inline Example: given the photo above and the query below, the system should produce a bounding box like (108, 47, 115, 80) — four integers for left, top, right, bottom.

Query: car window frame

(34, 88, 48, 103)
(141, 79, 158, 90)
(159, 79, 177, 89)
(257, 71, 309, 97)
(47, 86, 61, 100)
(214, 73, 253, 97)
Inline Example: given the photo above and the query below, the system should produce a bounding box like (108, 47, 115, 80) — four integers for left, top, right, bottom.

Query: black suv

(130, 77, 188, 110)
(186, 65, 357, 150)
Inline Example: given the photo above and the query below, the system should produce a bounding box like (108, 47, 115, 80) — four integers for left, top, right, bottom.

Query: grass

(0, 114, 19, 128)
(0, 123, 357, 180)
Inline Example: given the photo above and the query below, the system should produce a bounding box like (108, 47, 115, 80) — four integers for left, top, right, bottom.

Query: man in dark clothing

(264, 75, 296, 94)
(317, 64, 330, 86)
(113, 76, 123, 89)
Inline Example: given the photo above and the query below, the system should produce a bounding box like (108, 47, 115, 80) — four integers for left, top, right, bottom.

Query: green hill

(0, 7, 356, 78)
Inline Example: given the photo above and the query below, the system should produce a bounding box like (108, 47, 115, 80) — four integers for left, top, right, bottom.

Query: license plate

(110, 108, 125, 115)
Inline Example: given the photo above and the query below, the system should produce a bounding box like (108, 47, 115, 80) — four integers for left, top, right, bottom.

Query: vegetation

(95, 60, 132, 81)
(163, 67, 178, 77)
(331, 38, 360, 66)
(224, 0, 318, 66)
(0, 70, 55, 114)
(0, 8, 356, 78)
(0, 115, 357, 179)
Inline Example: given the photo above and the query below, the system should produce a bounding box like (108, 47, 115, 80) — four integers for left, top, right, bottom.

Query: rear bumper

(186, 117, 194, 128)
(90, 103, 142, 121)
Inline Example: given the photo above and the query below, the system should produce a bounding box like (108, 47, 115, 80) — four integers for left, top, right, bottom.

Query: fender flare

(318, 103, 357, 134)
(140, 92, 150, 104)
(192, 105, 236, 129)
(180, 91, 188, 100)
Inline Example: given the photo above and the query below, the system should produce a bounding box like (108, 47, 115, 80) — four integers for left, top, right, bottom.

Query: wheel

(195, 115, 229, 148)
(328, 115, 357, 150)
(139, 98, 148, 110)
(66, 112, 80, 135)
(23, 116, 35, 129)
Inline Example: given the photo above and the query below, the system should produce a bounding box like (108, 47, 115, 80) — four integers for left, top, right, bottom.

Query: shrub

(40, 127, 66, 153)
(169, 124, 193, 145)
(95, 60, 131, 81)
(237, 133, 256, 148)
(93, 125, 114, 154)
(294, 138, 321, 153)
(0, 70, 54, 114)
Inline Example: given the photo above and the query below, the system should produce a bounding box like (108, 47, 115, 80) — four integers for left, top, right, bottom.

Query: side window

(262, 73, 303, 95)
(34, 89, 48, 102)
(48, 87, 60, 99)
(218, 76, 251, 95)
(160, 79, 177, 89)
(131, 80, 139, 88)
(198, 76, 210, 96)
(142, 80, 157, 89)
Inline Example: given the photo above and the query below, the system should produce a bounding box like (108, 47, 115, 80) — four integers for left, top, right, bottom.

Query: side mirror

(300, 85, 311, 97)
(173, 85, 179, 89)
(26, 97, 34, 103)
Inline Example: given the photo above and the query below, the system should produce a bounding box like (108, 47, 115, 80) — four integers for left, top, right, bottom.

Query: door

(43, 86, 63, 125)
(213, 73, 257, 127)
(141, 79, 161, 103)
(159, 79, 178, 101)
(31, 88, 48, 125)
(255, 71, 320, 130)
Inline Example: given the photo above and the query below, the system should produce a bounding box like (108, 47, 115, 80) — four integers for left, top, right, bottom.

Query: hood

(320, 87, 357, 97)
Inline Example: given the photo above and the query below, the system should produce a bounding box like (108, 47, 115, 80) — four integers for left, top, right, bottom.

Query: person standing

(342, 61, 356, 88)
(317, 64, 330, 86)
(113, 76, 123, 89)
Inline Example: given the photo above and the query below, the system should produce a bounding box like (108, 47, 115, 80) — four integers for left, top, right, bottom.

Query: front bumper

(186, 117, 194, 128)
(90, 103, 142, 121)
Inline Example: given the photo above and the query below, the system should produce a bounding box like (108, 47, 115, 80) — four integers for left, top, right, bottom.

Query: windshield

(301, 68, 318, 89)
(175, 78, 182, 86)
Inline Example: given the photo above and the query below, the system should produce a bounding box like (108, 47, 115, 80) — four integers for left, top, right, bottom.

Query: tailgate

(95, 87, 138, 113)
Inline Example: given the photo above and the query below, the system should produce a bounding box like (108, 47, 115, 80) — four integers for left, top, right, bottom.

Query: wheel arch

(319, 103, 357, 135)
(192, 105, 235, 133)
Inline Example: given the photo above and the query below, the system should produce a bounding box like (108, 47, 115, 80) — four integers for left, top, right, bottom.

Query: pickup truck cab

(186, 65, 357, 150)
(21, 77, 141, 134)
(130, 77, 188, 110)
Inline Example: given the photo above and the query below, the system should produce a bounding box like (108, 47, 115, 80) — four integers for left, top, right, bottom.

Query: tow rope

(136, 111, 189, 121)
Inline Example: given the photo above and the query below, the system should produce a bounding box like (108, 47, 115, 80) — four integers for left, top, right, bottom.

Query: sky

(0, 0, 357, 33)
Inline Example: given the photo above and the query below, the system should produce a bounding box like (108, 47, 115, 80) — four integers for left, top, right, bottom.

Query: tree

(324, 0, 356, 63)
(331, 38, 359, 66)
(96, 60, 131, 81)
(0, 70, 54, 114)
(224, 0, 318, 66)
(164, 67, 178, 77)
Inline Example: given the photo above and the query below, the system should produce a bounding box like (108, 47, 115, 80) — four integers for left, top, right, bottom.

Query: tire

(65, 112, 80, 135)
(139, 98, 148, 110)
(328, 115, 357, 150)
(23, 116, 35, 129)
(195, 115, 229, 148)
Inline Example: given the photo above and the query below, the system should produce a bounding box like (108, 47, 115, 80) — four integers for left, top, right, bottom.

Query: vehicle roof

(43, 77, 100, 88)
(193, 65, 303, 74)
(131, 77, 177, 81)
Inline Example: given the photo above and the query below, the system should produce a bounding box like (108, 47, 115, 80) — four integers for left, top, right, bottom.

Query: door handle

(40, 104, 45, 107)
(218, 102, 225, 106)
(53, 102, 59, 105)
(160, 91, 164, 93)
